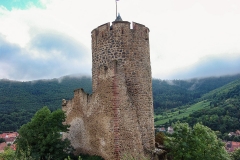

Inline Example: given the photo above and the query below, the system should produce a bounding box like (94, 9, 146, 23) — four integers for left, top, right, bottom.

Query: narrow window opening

(104, 66, 108, 75)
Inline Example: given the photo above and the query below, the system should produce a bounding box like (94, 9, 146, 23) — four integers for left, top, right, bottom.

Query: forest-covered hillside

(153, 74, 240, 114)
(0, 76, 92, 131)
(0, 74, 240, 132)
(177, 79, 240, 138)
(154, 78, 240, 140)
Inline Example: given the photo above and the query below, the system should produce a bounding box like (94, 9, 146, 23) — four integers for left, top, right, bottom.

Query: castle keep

(62, 18, 155, 159)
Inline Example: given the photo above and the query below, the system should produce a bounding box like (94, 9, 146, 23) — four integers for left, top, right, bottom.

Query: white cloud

(0, 0, 240, 80)
(0, 62, 14, 79)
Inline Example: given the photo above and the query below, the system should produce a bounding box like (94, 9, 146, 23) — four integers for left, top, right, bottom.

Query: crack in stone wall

(112, 61, 120, 160)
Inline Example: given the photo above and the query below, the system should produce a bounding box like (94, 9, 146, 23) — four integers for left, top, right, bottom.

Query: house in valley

(0, 132, 18, 144)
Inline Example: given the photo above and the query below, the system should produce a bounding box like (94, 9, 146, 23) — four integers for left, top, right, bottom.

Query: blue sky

(0, 0, 240, 81)
(0, 0, 43, 10)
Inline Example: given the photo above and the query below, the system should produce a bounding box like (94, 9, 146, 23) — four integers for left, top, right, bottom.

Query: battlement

(91, 21, 149, 41)
(74, 88, 86, 97)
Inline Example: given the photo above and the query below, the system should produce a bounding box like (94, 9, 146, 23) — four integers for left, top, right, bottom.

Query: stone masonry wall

(62, 21, 155, 160)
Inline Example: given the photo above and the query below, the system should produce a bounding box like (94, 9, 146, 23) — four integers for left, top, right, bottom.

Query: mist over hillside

(0, 73, 240, 131)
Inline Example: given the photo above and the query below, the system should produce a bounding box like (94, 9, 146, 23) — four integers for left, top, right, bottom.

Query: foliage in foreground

(0, 148, 104, 160)
(15, 106, 74, 160)
(78, 154, 103, 160)
(164, 122, 231, 160)
(230, 148, 240, 160)
(0, 146, 16, 160)
(155, 131, 165, 145)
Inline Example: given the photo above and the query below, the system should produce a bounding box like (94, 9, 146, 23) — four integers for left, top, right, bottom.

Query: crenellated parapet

(91, 22, 149, 49)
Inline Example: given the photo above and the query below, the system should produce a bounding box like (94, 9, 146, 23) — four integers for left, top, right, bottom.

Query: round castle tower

(91, 17, 155, 152)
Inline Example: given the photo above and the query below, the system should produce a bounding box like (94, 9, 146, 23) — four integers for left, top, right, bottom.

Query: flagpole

(116, 0, 117, 19)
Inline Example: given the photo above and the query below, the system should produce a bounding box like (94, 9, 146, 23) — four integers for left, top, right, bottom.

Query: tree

(155, 132, 165, 145)
(230, 148, 240, 160)
(164, 122, 231, 160)
(233, 136, 240, 142)
(0, 138, 5, 143)
(15, 106, 74, 160)
(0, 146, 16, 160)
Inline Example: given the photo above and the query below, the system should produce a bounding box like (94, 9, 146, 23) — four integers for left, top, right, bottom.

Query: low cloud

(29, 30, 88, 59)
(0, 33, 91, 81)
(169, 55, 240, 79)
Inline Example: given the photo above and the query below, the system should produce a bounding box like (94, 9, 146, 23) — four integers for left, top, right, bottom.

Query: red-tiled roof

(232, 141, 240, 147)
(10, 144, 16, 151)
(5, 137, 15, 143)
(0, 142, 7, 152)
(226, 141, 240, 152)
(236, 130, 240, 135)
(159, 127, 166, 131)
(0, 132, 18, 139)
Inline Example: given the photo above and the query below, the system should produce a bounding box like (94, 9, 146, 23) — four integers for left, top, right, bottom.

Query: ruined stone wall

(62, 21, 155, 160)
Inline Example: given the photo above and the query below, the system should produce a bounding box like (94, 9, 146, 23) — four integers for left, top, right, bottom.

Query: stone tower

(62, 17, 155, 160)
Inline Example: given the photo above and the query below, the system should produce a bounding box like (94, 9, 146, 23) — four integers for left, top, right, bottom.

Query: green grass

(154, 100, 210, 126)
